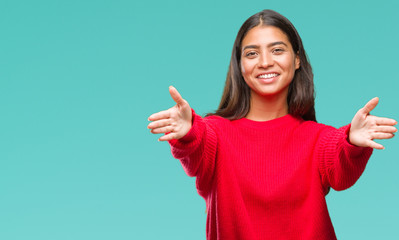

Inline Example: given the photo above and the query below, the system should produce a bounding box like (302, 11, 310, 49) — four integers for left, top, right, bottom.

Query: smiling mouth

(257, 73, 279, 79)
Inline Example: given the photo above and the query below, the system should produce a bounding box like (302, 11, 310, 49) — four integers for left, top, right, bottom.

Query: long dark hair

(207, 10, 316, 122)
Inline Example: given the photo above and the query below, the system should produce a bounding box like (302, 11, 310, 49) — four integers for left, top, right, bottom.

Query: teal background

(1, 0, 398, 239)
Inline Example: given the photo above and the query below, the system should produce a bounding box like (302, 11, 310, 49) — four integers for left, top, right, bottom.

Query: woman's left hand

(349, 97, 397, 149)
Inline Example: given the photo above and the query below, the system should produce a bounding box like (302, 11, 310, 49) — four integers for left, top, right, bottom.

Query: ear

(295, 52, 300, 70)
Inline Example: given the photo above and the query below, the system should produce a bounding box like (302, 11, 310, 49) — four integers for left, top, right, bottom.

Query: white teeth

(258, 73, 278, 79)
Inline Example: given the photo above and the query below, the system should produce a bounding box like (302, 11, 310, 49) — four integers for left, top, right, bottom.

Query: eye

(272, 48, 285, 54)
(245, 51, 257, 58)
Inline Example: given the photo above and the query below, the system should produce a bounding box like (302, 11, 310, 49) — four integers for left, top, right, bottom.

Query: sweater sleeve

(168, 109, 218, 196)
(317, 124, 373, 191)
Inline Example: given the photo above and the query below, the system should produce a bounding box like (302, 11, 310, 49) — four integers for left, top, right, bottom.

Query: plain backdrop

(1, 0, 398, 239)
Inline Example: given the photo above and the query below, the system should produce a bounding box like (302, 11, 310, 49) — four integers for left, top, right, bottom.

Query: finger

(151, 126, 174, 134)
(148, 109, 171, 121)
(375, 117, 398, 126)
(158, 132, 179, 141)
(375, 126, 398, 133)
(169, 86, 185, 105)
(366, 139, 384, 150)
(371, 132, 395, 140)
(147, 119, 171, 129)
(361, 97, 379, 114)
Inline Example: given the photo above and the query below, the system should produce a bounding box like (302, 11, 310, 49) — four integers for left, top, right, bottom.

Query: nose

(258, 52, 274, 68)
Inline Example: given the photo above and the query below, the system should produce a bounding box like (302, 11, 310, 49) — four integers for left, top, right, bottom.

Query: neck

(245, 91, 289, 121)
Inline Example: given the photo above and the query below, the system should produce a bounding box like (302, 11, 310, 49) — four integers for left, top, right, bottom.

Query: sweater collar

(233, 114, 302, 129)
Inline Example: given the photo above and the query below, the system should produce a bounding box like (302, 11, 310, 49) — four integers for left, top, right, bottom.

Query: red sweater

(169, 111, 373, 240)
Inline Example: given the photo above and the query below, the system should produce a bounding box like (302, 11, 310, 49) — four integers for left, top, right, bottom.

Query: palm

(147, 86, 192, 141)
(349, 97, 397, 149)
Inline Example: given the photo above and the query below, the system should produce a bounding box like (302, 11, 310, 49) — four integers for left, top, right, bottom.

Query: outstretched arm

(349, 97, 397, 149)
(147, 86, 192, 141)
(147, 87, 218, 195)
(318, 97, 397, 191)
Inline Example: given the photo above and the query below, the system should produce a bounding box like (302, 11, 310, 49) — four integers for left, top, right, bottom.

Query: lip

(256, 72, 280, 83)
(256, 72, 280, 78)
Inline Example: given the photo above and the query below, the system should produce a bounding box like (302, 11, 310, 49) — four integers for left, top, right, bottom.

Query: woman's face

(240, 25, 300, 100)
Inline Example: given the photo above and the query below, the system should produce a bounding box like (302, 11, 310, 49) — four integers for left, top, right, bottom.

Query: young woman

(147, 10, 397, 240)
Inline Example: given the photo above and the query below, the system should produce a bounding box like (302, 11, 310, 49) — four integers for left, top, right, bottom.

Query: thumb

(169, 86, 185, 105)
(361, 97, 379, 114)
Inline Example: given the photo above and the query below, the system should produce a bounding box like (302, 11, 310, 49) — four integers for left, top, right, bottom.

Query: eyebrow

(242, 41, 288, 51)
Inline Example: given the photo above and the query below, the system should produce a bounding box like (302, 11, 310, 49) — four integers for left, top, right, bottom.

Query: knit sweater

(169, 110, 373, 240)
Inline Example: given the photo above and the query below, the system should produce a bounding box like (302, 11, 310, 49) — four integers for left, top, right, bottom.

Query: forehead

(241, 25, 291, 47)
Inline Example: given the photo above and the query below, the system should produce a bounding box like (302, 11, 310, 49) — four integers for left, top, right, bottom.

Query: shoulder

(299, 119, 354, 145)
(204, 114, 229, 122)
(298, 119, 337, 136)
(203, 114, 231, 128)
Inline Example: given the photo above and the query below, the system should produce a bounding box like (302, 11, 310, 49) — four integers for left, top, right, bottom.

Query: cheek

(240, 61, 246, 74)
(241, 60, 254, 76)
(281, 57, 297, 73)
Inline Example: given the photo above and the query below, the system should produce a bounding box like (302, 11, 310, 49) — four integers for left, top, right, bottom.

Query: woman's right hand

(147, 86, 192, 141)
